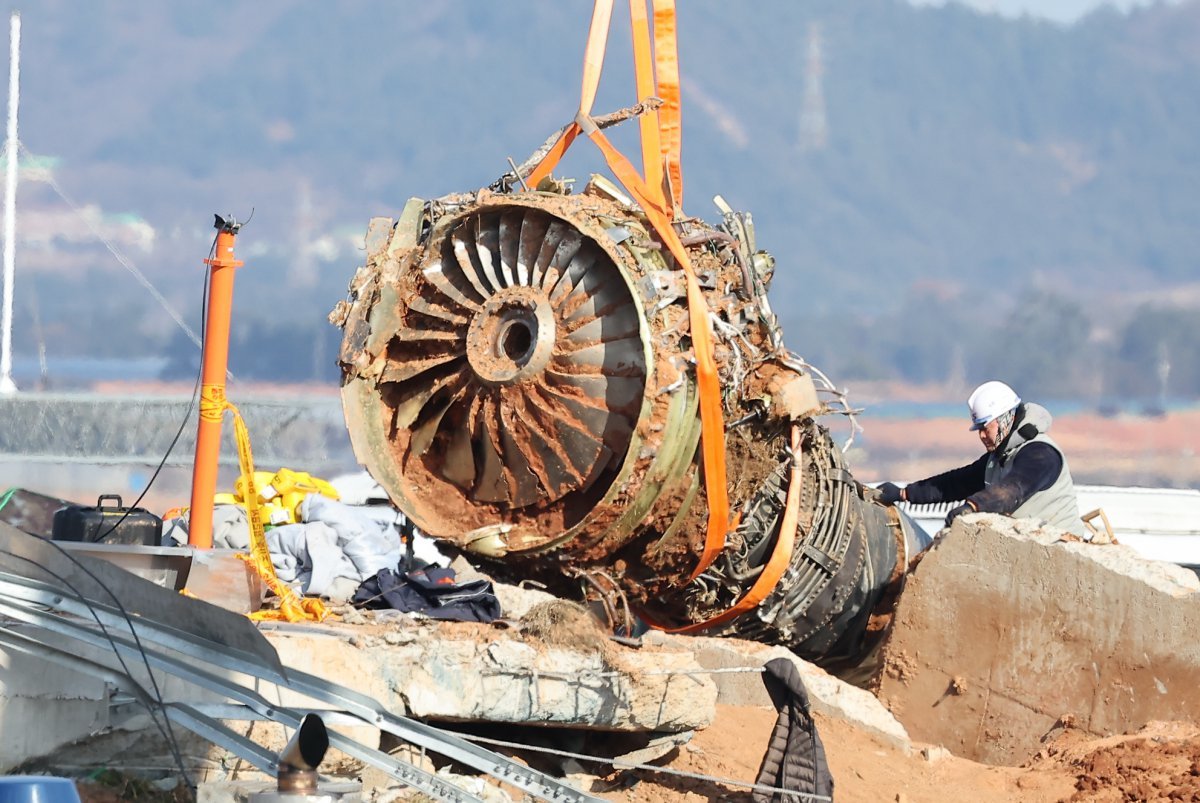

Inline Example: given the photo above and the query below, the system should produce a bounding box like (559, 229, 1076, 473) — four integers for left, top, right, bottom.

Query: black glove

(945, 502, 975, 526)
(877, 482, 904, 506)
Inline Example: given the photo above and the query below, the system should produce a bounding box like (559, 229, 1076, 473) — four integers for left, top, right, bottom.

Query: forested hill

(13, 0, 1200, 395)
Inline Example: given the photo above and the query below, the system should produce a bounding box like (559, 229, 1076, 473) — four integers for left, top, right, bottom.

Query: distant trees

(789, 284, 1200, 404)
(1108, 304, 1200, 400)
(976, 289, 1095, 400)
(160, 321, 343, 385)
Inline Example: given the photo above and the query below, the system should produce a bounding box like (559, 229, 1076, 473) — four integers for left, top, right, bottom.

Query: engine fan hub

(465, 286, 556, 385)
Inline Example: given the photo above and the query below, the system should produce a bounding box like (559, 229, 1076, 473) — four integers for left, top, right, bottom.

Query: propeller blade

(498, 210, 522, 287)
(475, 213, 507, 292)
(517, 212, 551, 286)
(452, 220, 495, 298)
(408, 296, 470, 326)
(423, 259, 484, 310)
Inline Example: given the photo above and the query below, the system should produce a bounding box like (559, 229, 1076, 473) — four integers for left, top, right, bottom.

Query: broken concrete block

(0, 642, 110, 772)
(197, 780, 362, 802)
(613, 731, 693, 766)
(491, 581, 560, 620)
(877, 513, 1200, 766)
(263, 621, 716, 732)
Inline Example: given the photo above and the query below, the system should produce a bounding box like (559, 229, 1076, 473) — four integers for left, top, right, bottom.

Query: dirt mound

(1033, 721, 1200, 802)
(519, 599, 610, 653)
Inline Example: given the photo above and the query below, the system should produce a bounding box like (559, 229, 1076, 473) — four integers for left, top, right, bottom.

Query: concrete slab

(261, 617, 716, 732)
(197, 779, 362, 802)
(0, 643, 110, 772)
(876, 513, 1200, 766)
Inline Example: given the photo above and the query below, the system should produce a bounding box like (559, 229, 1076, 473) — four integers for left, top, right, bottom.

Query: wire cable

(0, 227, 216, 789)
(16, 139, 203, 351)
(93, 234, 215, 543)
(456, 731, 831, 802)
(5, 231, 225, 792)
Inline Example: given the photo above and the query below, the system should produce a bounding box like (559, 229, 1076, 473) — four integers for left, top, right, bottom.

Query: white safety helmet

(967, 381, 1021, 431)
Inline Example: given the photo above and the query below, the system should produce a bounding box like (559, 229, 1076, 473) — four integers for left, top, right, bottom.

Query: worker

(876, 380, 1085, 536)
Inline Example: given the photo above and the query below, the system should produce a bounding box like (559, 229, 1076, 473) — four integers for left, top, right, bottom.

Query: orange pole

(188, 214, 244, 548)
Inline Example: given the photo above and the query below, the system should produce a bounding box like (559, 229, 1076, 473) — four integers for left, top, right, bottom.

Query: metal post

(188, 215, 243, 548)
(0, 11, 21, 395)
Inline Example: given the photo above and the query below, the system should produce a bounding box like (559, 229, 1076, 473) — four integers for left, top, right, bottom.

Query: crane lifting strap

(645, 426, 803, 634)
(628, 0, 664, 203)
(525, 0, 732, 583)
(651, 0, 684, 211)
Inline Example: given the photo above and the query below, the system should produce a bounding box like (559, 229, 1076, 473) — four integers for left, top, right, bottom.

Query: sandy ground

(589, 705, 1200, 803)
(68, 704, 1200, 802)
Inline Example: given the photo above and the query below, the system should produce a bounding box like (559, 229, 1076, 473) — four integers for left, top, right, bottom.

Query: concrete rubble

(263, 610, 716, 733)
(5, 511, 1200, 801)
(875, 512, 1200, 766)
(643, 630, 913, 753)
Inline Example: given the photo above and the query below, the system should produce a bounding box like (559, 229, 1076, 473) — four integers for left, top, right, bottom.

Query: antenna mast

(0, 11, 20, 394)
(798, 21, 828, 152)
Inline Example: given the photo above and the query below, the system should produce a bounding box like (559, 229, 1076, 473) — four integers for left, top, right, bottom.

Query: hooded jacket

(983, 403, 1084, 535)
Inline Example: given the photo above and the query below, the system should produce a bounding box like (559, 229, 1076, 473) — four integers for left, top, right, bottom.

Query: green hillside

(11, 0, 1200, 397)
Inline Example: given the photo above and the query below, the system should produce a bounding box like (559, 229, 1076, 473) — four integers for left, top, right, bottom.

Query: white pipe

(0, 11, 19, 394)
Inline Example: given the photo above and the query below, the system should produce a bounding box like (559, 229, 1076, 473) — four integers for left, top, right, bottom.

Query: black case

(52, 494, 163, 546)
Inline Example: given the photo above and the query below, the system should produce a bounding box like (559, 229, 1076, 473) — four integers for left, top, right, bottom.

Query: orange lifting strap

(526, 0, 731, 584)
(628, 0, 664, 201)
(525, 0, 612, 188)
(649, 426, 803, 634)
(651, 0, 684, 212)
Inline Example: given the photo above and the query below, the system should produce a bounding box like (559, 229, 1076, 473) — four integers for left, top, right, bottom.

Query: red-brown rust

(340, 187, 812, 586)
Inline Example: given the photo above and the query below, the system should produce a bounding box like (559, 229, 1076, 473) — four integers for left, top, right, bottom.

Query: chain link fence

(0, 393, 362, 510)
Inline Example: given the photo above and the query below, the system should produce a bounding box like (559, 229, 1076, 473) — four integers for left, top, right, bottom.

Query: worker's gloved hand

(877, 482, 904, 506)
(945, 502, 975, 527)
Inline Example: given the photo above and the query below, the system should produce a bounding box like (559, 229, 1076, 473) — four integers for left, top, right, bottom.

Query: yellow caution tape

(215, 398, 328, 623)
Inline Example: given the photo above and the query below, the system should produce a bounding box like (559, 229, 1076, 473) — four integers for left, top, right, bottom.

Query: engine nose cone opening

(466, 286, 556, 385)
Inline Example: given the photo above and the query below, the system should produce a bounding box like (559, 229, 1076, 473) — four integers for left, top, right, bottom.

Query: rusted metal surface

(333, 179, 914, 668)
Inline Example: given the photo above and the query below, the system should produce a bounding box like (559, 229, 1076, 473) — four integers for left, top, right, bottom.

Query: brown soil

(590, 705, 1200, 803)
(520, 599, 613, 654)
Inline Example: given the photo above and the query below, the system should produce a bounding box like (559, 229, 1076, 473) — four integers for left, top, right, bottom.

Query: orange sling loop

(652, 0, 684, 213)
(525, 123, 580, 189)
(525, 0, 732, 583)
(526, 0, 613, 187)
(646, 425, 803, 633)
(579, 119, 730, 581)
(629, 0, 664, 202)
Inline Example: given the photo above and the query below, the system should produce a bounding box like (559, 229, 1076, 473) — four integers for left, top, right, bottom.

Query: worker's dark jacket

(903, 403, 1085, 535)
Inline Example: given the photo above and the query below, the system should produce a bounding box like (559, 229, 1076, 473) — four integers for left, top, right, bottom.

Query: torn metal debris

(333, 179, 925, 669)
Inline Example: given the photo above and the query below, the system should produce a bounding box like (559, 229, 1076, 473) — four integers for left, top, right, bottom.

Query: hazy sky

(909, 0, 1177, 22)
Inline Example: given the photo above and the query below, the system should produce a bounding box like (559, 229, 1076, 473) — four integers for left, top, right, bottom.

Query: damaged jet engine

(332, 178, 926, 669)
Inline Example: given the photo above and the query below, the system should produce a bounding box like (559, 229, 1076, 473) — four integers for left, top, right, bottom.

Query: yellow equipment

(225, 468, 340, 526)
